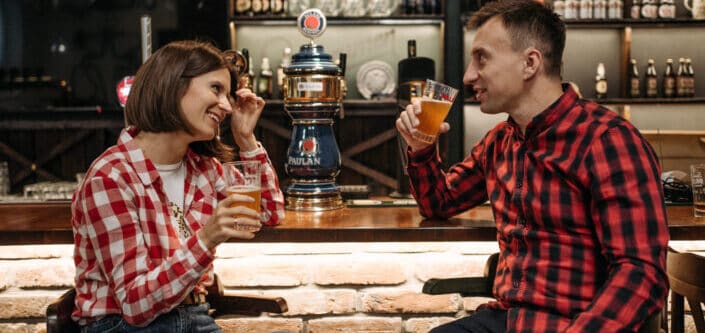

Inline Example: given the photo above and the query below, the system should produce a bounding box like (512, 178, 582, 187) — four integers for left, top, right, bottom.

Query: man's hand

(395, 99, 450, 152)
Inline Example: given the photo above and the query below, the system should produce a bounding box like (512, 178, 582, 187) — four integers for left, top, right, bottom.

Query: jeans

(429, 308, 507, 333)
(81, 303, 221, 333)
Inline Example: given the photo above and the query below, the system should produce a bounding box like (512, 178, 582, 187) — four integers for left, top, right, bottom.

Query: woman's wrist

(233, 134, 258, 152)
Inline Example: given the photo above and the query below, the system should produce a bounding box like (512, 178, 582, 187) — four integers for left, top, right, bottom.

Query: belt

(180, 291, 207, 305)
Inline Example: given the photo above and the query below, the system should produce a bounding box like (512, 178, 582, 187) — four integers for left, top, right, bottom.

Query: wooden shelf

(0, 106, 124, 130)
(230, 15, 444, 26)
(464, 97, 705, 105)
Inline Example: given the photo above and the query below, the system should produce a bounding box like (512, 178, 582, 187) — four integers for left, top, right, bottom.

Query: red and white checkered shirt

(71, 127, 284, 326)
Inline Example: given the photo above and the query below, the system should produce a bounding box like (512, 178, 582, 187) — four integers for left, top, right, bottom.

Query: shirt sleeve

(238, 143, 285, 226)
(78, 175, 215, 326)
(566, 125, 669, 332)
(407, 140, 488, 219)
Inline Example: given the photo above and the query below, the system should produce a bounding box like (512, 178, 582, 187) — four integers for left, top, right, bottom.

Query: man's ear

(523, 48, 542, 79)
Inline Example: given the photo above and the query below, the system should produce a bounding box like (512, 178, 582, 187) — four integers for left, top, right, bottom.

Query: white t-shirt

(154, 160, 187, 238)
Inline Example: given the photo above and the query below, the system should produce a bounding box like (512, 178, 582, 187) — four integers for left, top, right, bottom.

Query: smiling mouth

(206, 111, 222, 123)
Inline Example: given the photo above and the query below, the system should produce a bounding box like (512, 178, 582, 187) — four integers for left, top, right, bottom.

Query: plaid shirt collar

(507, 83, 579, 139)
(117, 127, 204, 186)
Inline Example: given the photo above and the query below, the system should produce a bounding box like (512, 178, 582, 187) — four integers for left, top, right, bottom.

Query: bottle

(662, 58, 676, 98)
(676, 57, 686, 97)
(241, 49, 254, 91)
(235, 0, 253, 15)
(271, 0, 285, 15)
(658, 0, 675, 17)
(252, 0, 264, 15)
(631, 0, 641, 18)
(594, 0, 607, 18)
(257, 57, 273, 99)
(579, 0, 594, 18)
(628, 58, 641, 98)
(595, 62, 607, 99)
(277, 47, 292, 99)
(565, 0, 578, 18)
(686, 58, 695, 97)
(608, 0, 623, 18)
(645, 59, 658, 97)
(261, 0, 270, 15)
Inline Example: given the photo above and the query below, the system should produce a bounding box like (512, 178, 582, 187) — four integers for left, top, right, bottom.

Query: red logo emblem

(116, 76, 135, 107)
(297, 9, 326, 39)
(301, 138, 318, 155)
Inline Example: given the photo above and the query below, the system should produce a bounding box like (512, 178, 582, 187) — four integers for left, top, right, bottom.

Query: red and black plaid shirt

(407, 85, 669, 332)
(71, 128, 284, 326)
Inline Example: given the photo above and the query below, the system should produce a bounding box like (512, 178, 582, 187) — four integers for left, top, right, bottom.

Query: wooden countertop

(0, 201, 702, 244)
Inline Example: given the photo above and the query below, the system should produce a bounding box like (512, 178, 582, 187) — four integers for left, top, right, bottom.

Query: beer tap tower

(282, 9, 347, 211)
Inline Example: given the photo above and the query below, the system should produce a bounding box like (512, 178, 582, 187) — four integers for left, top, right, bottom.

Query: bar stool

(422, 253, 664, 333)
(667, 247, 705, 333)
(46, 274, 288, 333)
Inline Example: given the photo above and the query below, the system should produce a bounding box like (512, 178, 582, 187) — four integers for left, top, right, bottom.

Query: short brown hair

(125, 40, 236, 161)
(469, 0, 566, 78)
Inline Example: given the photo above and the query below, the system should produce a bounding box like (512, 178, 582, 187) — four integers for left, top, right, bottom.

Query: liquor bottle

(645, 59, 658, 97)
(241, 49, 254, 91)
(595, 62, 607, 99)
(271, 0, 285, 16)
(257, 57, 273, 99)
(662, 58, 676, 98)
(565, 0, 578, 18)
(579, 0, 594, 18)
(631, 0, 641, 18)
(594, 0, 607, 18)
(235, 0, 253, 15)
(676, 57, 686, 97)
(252, 0, 264, 15)
(628, 58, 641, 98)
(686, 58, 695, 97)
(607, 0, 623, 18)
(658, 0, 676, 17)
(277, 47, 292, 99)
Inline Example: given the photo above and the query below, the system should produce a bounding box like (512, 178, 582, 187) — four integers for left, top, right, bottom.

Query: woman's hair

(125, 40, 239, 161)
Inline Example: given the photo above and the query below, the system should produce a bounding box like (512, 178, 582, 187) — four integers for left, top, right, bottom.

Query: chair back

(46, 288, 79, 333)
(667, 247, 705, 333)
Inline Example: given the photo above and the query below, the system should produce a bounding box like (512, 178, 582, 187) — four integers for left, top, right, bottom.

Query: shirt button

(513, 280, 520, 288)
(516, 180, 522, 188)
(517, 217, 525, 225)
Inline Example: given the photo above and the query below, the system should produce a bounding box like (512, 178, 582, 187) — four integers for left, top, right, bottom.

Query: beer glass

(223, 161, 262, 227)
(691, 164, 705, 217)
(412, 79, 459, 145)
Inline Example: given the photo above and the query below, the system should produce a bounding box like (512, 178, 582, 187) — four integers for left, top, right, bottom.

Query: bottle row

(239, 48, 293, 100)
(553, 0, 676, 20)
(594, 58, 697, 99)
(232, 0, 441, 18)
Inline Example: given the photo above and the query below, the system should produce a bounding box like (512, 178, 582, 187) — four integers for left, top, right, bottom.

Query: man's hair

(469, 0, 566, 78)
(125, 40, 236, 161)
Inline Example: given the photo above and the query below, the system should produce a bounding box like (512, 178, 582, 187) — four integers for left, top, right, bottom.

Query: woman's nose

(219, 94, 233, 113)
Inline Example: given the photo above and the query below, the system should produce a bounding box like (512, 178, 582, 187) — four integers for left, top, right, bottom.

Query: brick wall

(0, 241, 702, 333)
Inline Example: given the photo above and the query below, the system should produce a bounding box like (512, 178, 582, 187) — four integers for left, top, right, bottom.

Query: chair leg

(687, 299, 705, 333)
(672, 291, 685, 333)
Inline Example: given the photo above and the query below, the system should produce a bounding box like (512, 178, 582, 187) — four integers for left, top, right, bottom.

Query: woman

(71, 40, 285, 332)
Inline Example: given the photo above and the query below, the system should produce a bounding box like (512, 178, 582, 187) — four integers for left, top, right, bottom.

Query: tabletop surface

(0, 200, 702, 244)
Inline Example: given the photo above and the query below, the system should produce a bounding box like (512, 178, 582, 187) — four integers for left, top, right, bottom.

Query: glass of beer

(412, 79, 459, 145)
(691, 164, 705, 217)
(223, 161, 262, 226)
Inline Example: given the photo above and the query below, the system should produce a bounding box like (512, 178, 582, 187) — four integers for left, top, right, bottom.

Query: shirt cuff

(407, 144, 436, 164)
(239, 141, 265, 159)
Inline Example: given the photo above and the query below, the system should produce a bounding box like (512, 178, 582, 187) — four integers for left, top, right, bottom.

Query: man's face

(463, 17, 527, 115)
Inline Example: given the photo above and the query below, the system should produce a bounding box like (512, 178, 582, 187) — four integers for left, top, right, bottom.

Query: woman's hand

(197, 194, 261, 249)
(395, 99, 450, 152)
(230, 88, 265, 152)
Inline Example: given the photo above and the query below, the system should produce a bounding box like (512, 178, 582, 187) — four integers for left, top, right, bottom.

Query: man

(396, 0, 669, 332)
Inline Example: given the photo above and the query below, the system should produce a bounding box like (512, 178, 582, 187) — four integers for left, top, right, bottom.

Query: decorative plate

(356, 60, 396, 99)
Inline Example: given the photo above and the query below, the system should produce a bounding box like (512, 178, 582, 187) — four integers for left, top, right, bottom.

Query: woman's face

(179, 67, 233, 142)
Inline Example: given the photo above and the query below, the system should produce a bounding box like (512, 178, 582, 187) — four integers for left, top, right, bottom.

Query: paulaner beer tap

(282, 9, 347, 211)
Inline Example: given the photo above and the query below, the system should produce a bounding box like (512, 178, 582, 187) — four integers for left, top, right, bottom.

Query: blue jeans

(81, 303, 221, 333)
(429, 308, 507, 333)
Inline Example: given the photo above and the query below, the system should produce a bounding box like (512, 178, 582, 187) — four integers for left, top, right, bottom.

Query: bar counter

(1, 200, 703, 244)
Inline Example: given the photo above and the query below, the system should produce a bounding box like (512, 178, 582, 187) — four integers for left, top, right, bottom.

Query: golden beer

(226, 185, 261, 218)
(414, 97, 453, 144)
